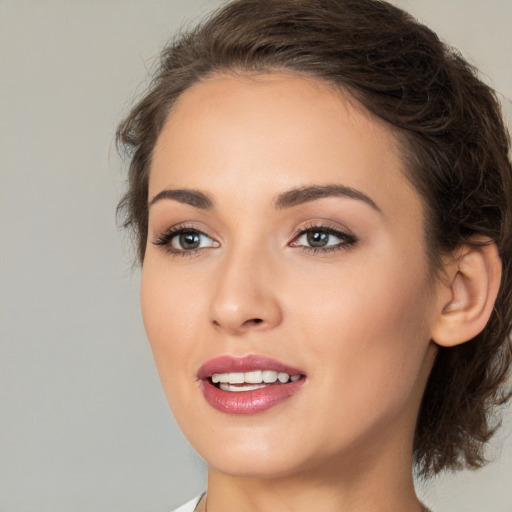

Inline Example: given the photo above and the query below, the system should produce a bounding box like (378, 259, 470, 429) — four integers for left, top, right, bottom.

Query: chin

(188, 427, 314, 479)
(208, 453, 307, 480)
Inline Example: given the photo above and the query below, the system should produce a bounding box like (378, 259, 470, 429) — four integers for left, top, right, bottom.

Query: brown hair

(117, 0, 512, 476)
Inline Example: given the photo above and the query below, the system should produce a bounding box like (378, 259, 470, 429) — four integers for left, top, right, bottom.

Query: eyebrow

(274, 184, 381, 212)
(148, 184, 381, 213)
(149, 189, 213, 209)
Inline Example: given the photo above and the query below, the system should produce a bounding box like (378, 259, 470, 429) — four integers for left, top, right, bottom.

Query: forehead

(150, 72, 420, 220)
(153, 72, 401, 166)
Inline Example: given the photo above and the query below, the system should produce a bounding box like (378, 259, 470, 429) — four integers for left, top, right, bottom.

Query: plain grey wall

(1, 1, 510, 511)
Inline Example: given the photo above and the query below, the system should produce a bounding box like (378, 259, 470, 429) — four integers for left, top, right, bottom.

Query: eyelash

(290, 223, 357, 254)
(152, 224, 217, 257)
(152, 223, 357, 257)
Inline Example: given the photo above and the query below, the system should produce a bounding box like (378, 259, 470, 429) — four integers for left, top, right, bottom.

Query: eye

(153, 226, 219, 255)
(291, 225, 357, 252)
(171, 230, 214, 250)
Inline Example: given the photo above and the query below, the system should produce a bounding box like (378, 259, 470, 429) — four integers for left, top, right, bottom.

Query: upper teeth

(211, 370, 301, 384)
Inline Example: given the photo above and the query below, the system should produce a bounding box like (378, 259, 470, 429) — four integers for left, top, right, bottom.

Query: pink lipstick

(198, 355, 306, 415)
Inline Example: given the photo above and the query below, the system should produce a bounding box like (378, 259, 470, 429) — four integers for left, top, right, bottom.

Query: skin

(142, 73, 444, 512)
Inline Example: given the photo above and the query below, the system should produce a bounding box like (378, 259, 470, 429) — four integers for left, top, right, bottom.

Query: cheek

(292, 247, 432, 338)
(290, 249, 434, 409)
(141, 255, 207, 340)
(140, 261, 204, 397)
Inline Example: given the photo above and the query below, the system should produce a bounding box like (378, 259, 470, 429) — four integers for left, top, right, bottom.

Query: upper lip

(198, 354, 305, 380)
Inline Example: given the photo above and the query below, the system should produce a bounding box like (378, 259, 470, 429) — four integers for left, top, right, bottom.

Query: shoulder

(170, 495, 202, 512)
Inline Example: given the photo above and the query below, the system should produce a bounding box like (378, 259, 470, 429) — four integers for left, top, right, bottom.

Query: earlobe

(432, 241, 502, 347)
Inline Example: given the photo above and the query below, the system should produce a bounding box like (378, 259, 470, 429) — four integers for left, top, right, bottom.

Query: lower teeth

(219, 383, 267, 392)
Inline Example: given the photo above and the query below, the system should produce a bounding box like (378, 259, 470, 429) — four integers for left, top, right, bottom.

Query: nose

(209, 247, 283, 336)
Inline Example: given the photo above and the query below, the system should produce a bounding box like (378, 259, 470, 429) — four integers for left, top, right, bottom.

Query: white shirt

(170, 495, 202, 512)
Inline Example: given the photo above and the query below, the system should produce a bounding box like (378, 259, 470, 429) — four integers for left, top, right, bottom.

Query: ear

(431, 240, 502, 347)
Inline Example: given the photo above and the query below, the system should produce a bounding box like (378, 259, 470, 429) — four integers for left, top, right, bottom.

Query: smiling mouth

(198, 355, 306, 414)
(210, 370, 303, 392)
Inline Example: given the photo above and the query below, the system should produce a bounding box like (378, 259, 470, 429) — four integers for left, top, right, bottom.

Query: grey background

(1, 1, 511, 511)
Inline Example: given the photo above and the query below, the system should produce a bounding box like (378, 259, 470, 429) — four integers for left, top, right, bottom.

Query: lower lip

(200, 379, 305, 415)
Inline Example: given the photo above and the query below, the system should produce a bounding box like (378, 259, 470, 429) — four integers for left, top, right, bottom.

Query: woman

(116, 0, 512, 510)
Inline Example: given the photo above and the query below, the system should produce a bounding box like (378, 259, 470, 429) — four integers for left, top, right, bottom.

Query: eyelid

(290, 221, 355, 240)
(289, 222, 358, 251)
(152, 223, 220, 256)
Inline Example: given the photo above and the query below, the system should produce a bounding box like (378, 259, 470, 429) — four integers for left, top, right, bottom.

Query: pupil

(307, 231, 328, 247)
(180, 232, 200, 249)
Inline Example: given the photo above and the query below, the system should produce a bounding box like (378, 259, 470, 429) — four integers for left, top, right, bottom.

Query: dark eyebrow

(148, 189, 214, 209)
(274, 184, 381, 213)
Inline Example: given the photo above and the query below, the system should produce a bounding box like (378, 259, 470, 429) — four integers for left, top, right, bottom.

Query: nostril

(245, 318, 263, 326)
(211, 318, 263, 328)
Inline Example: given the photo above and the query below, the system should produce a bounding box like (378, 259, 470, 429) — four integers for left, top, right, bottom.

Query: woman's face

(142, 73, 440, 479)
